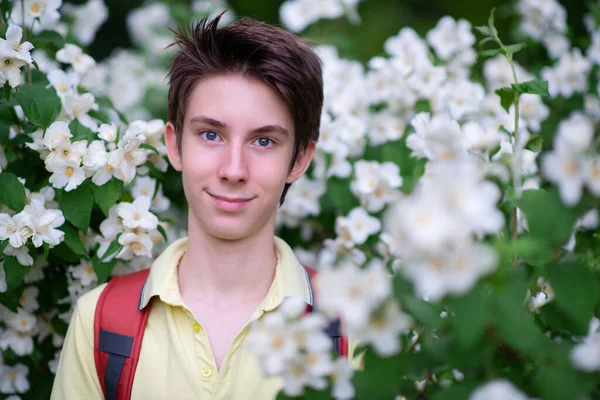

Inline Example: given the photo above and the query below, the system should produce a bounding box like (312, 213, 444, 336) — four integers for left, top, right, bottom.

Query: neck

(178, 212, 278, 307)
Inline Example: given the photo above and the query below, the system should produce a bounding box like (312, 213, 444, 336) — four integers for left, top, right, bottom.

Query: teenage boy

(51, 13, 357, 400)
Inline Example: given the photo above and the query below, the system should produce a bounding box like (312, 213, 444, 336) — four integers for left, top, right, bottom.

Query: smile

(208, 193, 254, 212)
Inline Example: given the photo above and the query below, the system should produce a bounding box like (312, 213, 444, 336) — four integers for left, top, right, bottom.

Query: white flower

(277, 176, 325, 227)
(0, 213, 29, 248)
(246, 312, 299, 376)
(116, 232, 153, 260)
(351, 160, 402, 212)
(56, 44, 96, 75)
(407, 61, 447, 99)
(331, 357, 355, 400)
(24, 255, 48, 283)
(69, 260, 97, 286)
(19, 286, 39, 312)
(43, 121, 72, 151)
(0, 364, 30, 394)
(434, 79, 485, 121)
(20, 201, 65, 247)
(2, 26, 33, 64)
(407, 113, 467, 161)
(282, 357, 326, 397)
(97, 123, 118, 142)
(0, 329, 34, 356)
(91, 148, 122, 186)
(542, 49, 591, 98)
(112, 138, 148, 183)
(426, 16, 475, 61)
(541, 147, 587, 207)
(368, 110, 406, 146)
(469, 379, 529, 400)
(48, 69, 79, 98)
(83, 140, 108, 172)
(117, 196, 159, 230)
(48, 159, 86, 192)
(45, 139, 87, 168)
(352, 300, 413, 357)
(19, 0, 62, 32)
(0, 44, 28, 88)
(64, 0, 108, 45)
(335, 207, 381, 248)
(316, 260, 391, 328)
(61, 92, 99, 131)
(4, 245, 33, 266)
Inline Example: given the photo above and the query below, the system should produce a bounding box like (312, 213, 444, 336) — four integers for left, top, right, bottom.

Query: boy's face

(165, 74, 315, 241)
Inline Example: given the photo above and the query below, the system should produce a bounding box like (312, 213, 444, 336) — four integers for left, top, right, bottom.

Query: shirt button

(201, 368, 212, 378)
(193, 323, 201, 333)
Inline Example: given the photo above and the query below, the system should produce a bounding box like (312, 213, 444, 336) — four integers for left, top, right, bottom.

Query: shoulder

(73, 283, 108, 336)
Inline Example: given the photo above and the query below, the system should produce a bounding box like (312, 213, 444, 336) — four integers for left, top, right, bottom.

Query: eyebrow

(189, 115, 289, 136)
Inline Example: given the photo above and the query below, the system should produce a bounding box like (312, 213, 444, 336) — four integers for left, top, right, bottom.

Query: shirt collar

(138, 236, 313, 311)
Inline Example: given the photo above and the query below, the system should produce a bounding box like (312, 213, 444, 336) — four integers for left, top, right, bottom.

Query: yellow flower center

(65, 167, 74, 177)
(30, 3, 41, 12)
(130, 242, 141, 252)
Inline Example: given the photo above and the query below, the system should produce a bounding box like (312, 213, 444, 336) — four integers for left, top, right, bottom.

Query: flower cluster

(0, 185, 65, 266)
(0, 26, 34, 88)
(280, 0, 363, 33)
(246, 297, 355, 399)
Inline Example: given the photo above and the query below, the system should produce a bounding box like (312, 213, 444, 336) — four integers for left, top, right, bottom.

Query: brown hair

(167, 13, 323, 204)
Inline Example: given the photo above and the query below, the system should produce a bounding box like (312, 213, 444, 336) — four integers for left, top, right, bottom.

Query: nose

(217, 140, 249, 183)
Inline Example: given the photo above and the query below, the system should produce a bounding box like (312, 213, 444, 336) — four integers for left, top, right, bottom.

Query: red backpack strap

(304, 266, 348, 357)
(94, 268, 152, 400)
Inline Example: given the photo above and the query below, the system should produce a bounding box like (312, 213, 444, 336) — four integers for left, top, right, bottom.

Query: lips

(208, 192, 254, 212)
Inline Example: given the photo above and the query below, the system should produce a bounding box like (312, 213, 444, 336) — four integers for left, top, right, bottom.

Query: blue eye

(256, 137, 273, 147)
(201, 131, 219, 141)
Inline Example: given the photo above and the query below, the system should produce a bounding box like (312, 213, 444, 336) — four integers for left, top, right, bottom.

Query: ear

(164, 121, 182, 172)
(286, 142, 316, 184)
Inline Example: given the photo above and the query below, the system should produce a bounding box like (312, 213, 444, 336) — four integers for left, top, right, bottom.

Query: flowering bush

(1, 0, 600, 399)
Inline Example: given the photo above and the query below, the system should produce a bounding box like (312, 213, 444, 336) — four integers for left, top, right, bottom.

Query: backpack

(93, 266, 348, 400)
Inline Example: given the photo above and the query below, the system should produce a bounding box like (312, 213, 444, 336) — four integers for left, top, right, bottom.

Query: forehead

(184, 74, 294, 131)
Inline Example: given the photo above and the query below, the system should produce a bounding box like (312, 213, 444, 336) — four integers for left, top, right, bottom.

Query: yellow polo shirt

(51, 236, 359, 400)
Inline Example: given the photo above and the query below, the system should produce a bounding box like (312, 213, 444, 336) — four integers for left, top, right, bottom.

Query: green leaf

(100, 238, 122, 262)
(13, 84, 61, 128)
(51, 317, 69, 337)
(43, 242, 49, 259)
(512, 79, 550, 97)
(157, 224, 168, 242)
(0, 239, 8, 255)
(448, 285, 489, 349)
(518, 189, 584, 246)
(92, 254, 116, 282)
(61, 224, 88, 259)
(394, 276, 440, 330)
(139, 143, 160, 155)
(0, 172, 26, 212)
(533, 356, 598, 400)
(4, 256, 30, 291)
(478, 48, 501, 57)
(474, 26, 492, 36)
(92, 178, 123, 216)
(56, 181, 94, 234)
(501, 43, 527, 56)
(354, 349, 403, 399)
(510, 235, 554, 266)
(494, 87, 515, 112)
(526, 134, 543, 152)
(326, 178, 359, 216)
(492, 293, 550, 358)
(69, 119, 95, 142)
(547, 261, 600, 334)
(34, 30, 66, 48)
(487, 8, 499, 38)
(431, 382, 482, 400)
(4, 82, 10, 101)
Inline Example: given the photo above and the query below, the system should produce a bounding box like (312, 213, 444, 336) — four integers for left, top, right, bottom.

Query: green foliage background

(84, 0, 587, 63)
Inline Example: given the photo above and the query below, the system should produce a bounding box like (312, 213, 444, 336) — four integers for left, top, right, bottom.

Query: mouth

(207, 192, 254, 212)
